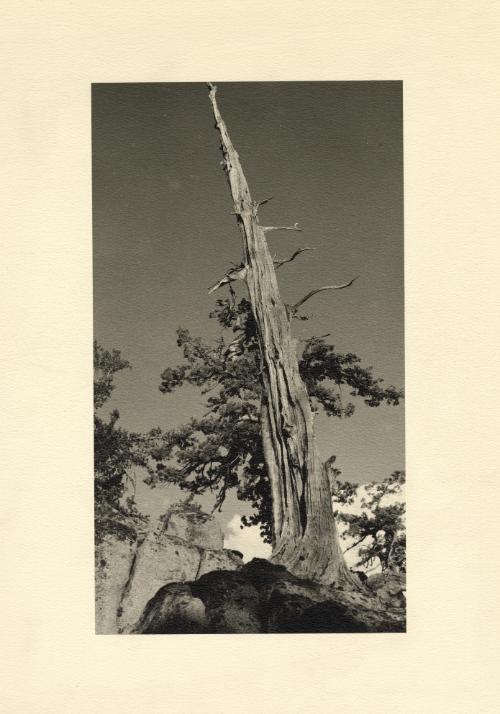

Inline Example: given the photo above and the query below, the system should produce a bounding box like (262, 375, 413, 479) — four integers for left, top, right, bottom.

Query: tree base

(271, 536, 362, 590)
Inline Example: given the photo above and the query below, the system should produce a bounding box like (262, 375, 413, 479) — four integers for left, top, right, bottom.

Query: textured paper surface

(2, 2, 499, 712)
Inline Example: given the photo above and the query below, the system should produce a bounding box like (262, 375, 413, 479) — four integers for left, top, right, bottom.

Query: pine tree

(147, 84, 403, 587)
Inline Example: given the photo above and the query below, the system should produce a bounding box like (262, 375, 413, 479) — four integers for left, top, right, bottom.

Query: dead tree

(207, 83, 359, 587)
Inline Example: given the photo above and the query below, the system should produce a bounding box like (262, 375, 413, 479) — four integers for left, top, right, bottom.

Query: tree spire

(207, 83, 358, 587)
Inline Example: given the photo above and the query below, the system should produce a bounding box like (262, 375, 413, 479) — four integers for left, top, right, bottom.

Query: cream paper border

(3, 3, 499, 712)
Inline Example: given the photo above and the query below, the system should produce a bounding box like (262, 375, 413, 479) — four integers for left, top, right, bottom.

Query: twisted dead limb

(274, 247, 315, 270)
(291, 276, 359, 313)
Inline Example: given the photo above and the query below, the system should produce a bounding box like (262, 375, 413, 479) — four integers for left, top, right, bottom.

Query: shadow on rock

(133, 558, 406, 634)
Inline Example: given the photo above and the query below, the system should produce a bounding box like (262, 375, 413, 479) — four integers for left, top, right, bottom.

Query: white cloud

(224, 515, 272, 563)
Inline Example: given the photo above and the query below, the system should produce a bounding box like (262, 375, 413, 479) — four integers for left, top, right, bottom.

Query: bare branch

(291, 276, 359, 312)
(343, 535, 368, 554)
(208, 263, 248, 294)
(299, 333, 331, 343)
(255, 196, 274, 207)
(274, 247, 315, 271)
(263, 222, 302, 233)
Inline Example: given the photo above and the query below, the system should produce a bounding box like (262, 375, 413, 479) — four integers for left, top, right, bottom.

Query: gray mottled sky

(93, 81, 404, 533)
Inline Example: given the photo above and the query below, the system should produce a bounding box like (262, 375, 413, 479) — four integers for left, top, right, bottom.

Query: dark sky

(92, 81, 404, 530)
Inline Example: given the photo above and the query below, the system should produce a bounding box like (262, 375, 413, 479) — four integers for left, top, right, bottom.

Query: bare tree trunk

(208, 84, 358, 587)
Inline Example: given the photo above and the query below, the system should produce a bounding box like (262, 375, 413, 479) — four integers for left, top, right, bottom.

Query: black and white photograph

(4, 2, 499, 711)
(93, 81, 405, 634)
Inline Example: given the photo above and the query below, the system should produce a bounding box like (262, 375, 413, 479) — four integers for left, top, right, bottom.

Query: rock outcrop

(95, 504, 242, 634)
(95, 526, 138, 635)
(133, 558, 406, 634)
(96, 504, 406, 634)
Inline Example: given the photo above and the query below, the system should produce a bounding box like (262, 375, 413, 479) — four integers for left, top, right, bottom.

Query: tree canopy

(93, 329, 405, 569)
(146, 295, 403, 543)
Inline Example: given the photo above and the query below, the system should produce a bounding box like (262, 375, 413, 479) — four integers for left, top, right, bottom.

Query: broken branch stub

(263, 222, 302, 233)
(256, 196, 274, 207)
(207, 263, 248, 294)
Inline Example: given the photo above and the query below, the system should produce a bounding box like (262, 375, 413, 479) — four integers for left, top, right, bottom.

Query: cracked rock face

(95, 506, 242, 634)
(117, 531, 202, 633)
(95, 532, 138, 635)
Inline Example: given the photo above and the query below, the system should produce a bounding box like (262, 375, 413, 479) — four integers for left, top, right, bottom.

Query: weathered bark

(208, 83, 358, 587)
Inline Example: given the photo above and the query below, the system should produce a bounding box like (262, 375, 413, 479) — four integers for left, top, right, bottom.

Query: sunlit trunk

(208, 84, 357, 586)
